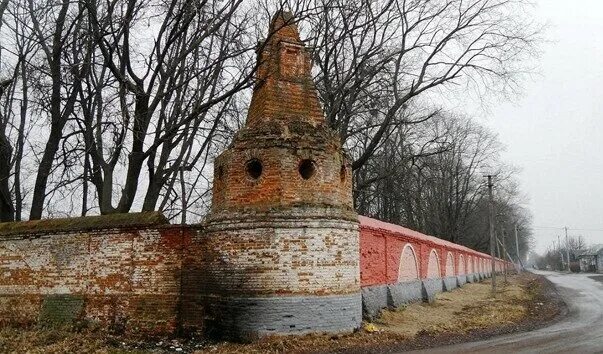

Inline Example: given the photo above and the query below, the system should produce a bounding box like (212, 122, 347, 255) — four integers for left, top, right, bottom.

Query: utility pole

(486, 175, 496, 294)
(557, 235, 563, 270)
(501, 225, 507, 283)
(514, 224, 522, 272)
(565, 227, 571, 272)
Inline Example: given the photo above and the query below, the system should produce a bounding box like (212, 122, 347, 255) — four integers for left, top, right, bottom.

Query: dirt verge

(0, 273, 565, 354)
(352, 272, 567, 353)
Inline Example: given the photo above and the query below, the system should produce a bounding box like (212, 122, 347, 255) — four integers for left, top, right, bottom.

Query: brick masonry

(359, 215, 510, 314)
(205, 293, 361, 339)
(0, 218, 196, 334)
(199, 12, 360, 340)
(0, 207, 510, 336)
(359, 215, 508, 287)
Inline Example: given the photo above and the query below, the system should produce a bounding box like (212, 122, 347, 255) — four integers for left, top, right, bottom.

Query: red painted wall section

(359, 216, 510, 287)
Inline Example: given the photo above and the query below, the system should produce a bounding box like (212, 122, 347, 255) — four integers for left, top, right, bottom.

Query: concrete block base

(457, 275, 467, 287)
(443, 276, 458, 291)
(387, 280, 423, 308)
(422, 278, 444, 303)
(361, 285, 388, 320)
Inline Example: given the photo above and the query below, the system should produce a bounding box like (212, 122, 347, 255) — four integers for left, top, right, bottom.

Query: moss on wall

(0, 212, 169, 237)
(39, 294, 84, 327)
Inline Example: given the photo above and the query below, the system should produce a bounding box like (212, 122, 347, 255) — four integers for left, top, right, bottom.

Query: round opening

(340, 165, 346, 182)
(246, 159, 263, 179)
(298, 159, 316, 180)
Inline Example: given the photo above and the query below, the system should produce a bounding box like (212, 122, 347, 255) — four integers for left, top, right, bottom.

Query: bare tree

(0, 0, 541, 225)
(567, 235, 587, 260)
(78, 0, 276, 215)
(354, 112, 533, 254)
(303, 0, 541, 171)
(0, 78, 14, 221)
(0, 0, 40, 221)
(24, 0, 91, 219)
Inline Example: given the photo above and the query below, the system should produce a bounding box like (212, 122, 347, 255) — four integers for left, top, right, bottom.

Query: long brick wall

(0, 11, 516, 340)
(0, 212, 511, 336)
(357, 216, 511, 319)
(359, 216, 508, 286)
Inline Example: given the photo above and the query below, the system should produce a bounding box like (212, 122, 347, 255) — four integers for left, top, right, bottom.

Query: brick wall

(359, 216, 509, 287)
(0, 211, 512, 336)
(0, 214, 199, 335)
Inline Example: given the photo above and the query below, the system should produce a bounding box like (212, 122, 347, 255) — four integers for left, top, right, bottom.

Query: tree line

(532, 235, 597, 272)
(0, 0, 541, 254)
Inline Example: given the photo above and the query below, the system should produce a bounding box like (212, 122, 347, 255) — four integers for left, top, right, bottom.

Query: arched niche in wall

(427, 249, 441, 278)
(446, 252, 455, 276)
(468, 255, 474, 274)
(458, 254, 466, 275)
(398, 244, 419, 282)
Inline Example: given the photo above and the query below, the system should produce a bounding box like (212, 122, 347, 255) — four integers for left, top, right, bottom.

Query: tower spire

(246, 11, 325, 127)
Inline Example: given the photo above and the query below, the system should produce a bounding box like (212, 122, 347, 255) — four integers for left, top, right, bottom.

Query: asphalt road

(407, 270, 603, 354)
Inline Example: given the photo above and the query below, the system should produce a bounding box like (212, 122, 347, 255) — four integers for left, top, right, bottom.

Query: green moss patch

(39, 294, 84, 328)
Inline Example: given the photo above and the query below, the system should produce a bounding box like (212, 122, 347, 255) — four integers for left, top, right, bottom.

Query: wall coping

(359, 215, 494, 260)
(0, 212, 180, 237)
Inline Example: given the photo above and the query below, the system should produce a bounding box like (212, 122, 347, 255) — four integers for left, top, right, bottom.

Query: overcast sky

(478, 0, 603, 254)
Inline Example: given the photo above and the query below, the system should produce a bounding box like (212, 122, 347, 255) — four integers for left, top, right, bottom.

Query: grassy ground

(375, 276, 529, 337)
(0, 273, 560, 354)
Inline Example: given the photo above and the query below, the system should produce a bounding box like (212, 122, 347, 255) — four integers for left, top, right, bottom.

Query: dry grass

(0, 274, 540, 354)
(192, 332, 408, 354)
(0, 328, 109, 354)
(374, 276, 530, 337)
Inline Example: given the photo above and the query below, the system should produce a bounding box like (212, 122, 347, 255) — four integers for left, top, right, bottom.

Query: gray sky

(481, 0, 603, 254)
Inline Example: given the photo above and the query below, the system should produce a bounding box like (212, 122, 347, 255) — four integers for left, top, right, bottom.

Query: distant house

(598, 248, 603, 273)
(578, 245, 603, 273)
(578, 254, 597, 272)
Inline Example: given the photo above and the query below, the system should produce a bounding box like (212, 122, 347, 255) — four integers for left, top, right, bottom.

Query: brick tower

(200, 12, 361, 339)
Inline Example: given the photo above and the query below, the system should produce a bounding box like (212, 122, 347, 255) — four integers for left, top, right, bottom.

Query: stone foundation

(206, 293, 361, 339)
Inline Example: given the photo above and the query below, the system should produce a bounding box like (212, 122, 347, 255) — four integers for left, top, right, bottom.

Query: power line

(528, 226, 603, 232)
(567, 228, 603, 232)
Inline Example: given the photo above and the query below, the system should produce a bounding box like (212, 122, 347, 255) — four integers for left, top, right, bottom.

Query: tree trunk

(0, 133, 14, 222)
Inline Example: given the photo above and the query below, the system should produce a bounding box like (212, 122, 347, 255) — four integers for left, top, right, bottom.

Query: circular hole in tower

(298, 159, 316, 180)
(245, 159, 263, 180)
(340, 165, 346, 182)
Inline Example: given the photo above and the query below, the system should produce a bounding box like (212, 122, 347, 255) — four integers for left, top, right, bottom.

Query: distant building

(598, 248, 603, 273)
(578, 254, 597, 272)
(578, 245, 603, 273)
